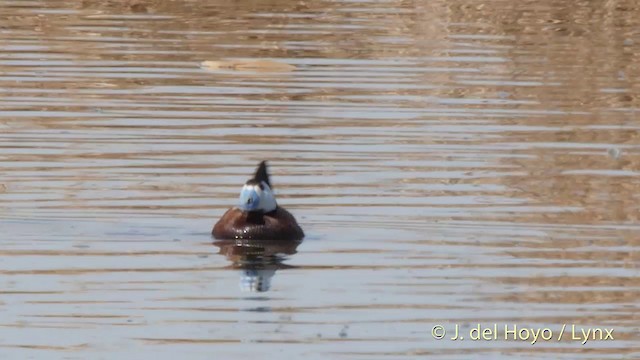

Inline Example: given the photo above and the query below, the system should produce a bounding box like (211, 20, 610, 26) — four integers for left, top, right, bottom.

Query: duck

(212, 161, 304, 241)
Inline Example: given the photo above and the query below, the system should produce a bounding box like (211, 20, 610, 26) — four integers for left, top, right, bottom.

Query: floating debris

(607, 148, 621, 160)
(200, 59, 296, 73)
(339, 325, 349, 338)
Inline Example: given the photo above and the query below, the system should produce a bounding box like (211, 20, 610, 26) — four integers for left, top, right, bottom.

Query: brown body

(212, 207, 304, 241)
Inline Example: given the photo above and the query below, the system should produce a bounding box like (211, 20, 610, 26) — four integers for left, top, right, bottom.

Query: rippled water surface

(1, 0, 639, 358)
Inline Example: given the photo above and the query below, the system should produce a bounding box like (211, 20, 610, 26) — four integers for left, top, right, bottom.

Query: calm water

(1, 0, 639, 358)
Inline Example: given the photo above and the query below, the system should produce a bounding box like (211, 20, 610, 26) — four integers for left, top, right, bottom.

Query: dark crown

(251, 160, 271, 188)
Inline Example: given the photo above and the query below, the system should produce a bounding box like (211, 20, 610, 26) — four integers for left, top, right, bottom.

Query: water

(1, 0, 639, 358)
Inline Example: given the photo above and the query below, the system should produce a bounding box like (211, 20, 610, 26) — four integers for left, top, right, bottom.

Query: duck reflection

(213, 239, 302, 292)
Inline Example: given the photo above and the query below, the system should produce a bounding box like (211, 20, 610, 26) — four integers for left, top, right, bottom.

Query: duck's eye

(239, 187, 260, 211)
(258, 183, 264, 190)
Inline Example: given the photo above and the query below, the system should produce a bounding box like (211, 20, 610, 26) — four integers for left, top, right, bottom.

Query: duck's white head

(237, 161, 277, 213)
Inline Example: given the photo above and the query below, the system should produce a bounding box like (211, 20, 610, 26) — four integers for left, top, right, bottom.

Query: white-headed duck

(212, 161, 304, 241)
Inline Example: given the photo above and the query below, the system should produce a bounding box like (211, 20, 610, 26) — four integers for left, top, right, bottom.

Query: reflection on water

(1, 0, 639, 358)
(214, 239, 300, 293)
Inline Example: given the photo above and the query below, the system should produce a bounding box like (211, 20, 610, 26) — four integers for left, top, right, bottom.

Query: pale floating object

(607, 148, 621, 160)
(200, 59, 296, 73)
